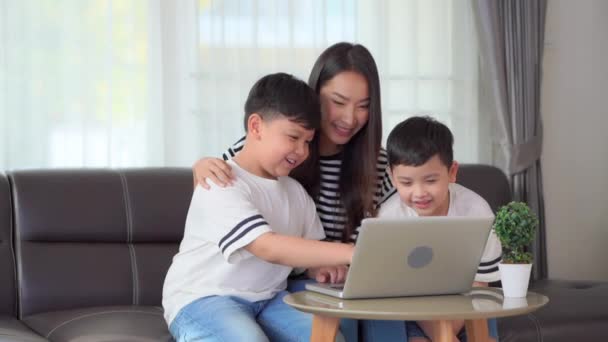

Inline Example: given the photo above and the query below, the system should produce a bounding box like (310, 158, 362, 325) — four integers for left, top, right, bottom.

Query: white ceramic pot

(499, 263, 532, 298)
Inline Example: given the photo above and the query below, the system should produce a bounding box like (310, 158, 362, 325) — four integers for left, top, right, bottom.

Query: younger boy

(380, 116, 501, 342)
(162, 73, 353, 342)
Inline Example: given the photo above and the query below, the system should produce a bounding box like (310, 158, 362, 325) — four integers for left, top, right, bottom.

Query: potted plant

(493, 201, 539, 297)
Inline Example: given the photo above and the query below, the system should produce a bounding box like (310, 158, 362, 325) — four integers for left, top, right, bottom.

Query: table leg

(465, 318, 490, 342)
(310, 314, 340, 342)
(429, 320, 453, 342)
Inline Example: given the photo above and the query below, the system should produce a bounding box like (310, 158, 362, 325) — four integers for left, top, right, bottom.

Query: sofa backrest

(7, 165, 510, 317)
(0, 172, 17, 316)
(457, 164, 512, 212)
(10, 168, 192, 317)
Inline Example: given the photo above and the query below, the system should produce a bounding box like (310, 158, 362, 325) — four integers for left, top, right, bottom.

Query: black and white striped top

(222, 137, 396, 243)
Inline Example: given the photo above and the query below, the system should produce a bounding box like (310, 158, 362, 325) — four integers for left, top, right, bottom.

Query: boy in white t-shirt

(162, 73, 354, 342)
(379, 116, 501, 342)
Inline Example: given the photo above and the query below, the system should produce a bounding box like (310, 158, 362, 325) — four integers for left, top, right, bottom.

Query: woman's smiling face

(318, 71, 370, 155)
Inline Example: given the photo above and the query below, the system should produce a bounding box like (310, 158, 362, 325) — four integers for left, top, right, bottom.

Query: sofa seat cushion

(21, 306, 173, 342)
(498, 279, 608, 341)
(0, 316, 47, 341)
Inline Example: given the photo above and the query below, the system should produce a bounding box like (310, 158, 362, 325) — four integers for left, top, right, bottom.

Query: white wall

(542, 0, 608, 281)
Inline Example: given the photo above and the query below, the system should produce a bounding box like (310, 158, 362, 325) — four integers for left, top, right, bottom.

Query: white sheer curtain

(0, 0, 164, 169)
(0, 0, 483, 169)
(178, 0, 483, 163)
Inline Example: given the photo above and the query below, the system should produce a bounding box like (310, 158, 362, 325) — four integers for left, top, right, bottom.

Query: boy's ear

(448, 161, 459, 183)
(247, 113, 264, 140)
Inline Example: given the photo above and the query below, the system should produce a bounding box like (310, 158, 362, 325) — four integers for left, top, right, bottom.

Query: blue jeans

(361, 319, 499, 341)
(169, 290, 345, 342)
(360, 320, 408, 341)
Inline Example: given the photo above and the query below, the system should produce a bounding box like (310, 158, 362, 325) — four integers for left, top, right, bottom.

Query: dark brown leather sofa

(0, 174, 47, 341)
(0, 167, 606, 341)
(1, 169, 192, 341)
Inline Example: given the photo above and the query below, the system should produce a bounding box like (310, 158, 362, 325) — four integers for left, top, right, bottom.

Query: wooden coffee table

(284, 287, 548, 342)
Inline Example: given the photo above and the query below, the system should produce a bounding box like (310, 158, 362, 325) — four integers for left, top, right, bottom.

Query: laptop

(305, 216, 494, 299)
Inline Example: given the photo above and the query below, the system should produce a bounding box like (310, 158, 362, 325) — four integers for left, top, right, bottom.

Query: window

(190, 0, 482, 163)
(0, 0, 162, 169)
(0, 0, 484, 169)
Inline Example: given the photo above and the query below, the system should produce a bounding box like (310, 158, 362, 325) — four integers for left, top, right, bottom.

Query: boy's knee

(216, 329, 269, 342)
(170, 296, 269, 342)
(171, 317, 268, 342)
(174, 329, 268, 342)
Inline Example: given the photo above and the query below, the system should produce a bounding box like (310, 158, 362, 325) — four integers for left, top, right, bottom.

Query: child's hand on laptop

(307, 265, 349, 284)
(473, 281, 489, 287)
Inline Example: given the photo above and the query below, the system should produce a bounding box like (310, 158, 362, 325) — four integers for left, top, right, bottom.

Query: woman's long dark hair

(301, 42, 383, 242)
(289, 131, 321, 198)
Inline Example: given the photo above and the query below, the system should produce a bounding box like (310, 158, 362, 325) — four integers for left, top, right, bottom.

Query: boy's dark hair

(387, 116, 454, 169)
(244, 73, 320, 131)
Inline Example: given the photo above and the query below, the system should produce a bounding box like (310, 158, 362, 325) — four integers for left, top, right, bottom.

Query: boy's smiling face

(390, 154, 458, 216)
(254, 114, 315, 179)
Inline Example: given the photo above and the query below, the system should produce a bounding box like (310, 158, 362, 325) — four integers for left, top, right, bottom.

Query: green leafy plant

(493, 201, 539, 264)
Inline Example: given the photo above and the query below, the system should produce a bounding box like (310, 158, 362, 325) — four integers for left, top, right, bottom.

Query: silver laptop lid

(338, 216, 494, 299)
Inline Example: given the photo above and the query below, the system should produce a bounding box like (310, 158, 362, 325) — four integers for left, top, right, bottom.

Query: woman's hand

(193, 157, 235, 189)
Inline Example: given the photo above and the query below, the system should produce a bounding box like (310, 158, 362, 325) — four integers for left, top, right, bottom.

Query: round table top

(284, 288, 549, 321)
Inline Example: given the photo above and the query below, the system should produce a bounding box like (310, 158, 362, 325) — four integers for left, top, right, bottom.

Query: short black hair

(244, 73, 320, 131)
(387, 116, 454, 169)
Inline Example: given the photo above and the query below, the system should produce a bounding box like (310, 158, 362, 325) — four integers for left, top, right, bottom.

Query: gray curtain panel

(474, 0, 548, 279)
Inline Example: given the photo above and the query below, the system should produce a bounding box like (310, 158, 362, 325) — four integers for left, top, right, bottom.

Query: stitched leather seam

(128, 244, 139, 305)
(118, 171, 138, 305)
(45, 309, 162, 338)
(118, 172, 133, 243)
(527, 312, 543, 342)
(6, 174, 22, 319)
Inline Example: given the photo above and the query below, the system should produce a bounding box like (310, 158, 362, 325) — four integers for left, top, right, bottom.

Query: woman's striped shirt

(222, 137, 396, 243)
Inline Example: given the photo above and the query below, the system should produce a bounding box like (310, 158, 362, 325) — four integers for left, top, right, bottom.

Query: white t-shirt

(162, 161, 325, 325)
(378, 183, 502, 283)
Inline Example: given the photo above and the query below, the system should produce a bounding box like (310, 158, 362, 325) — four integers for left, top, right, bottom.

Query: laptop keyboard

(328, 283, 345, 290)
